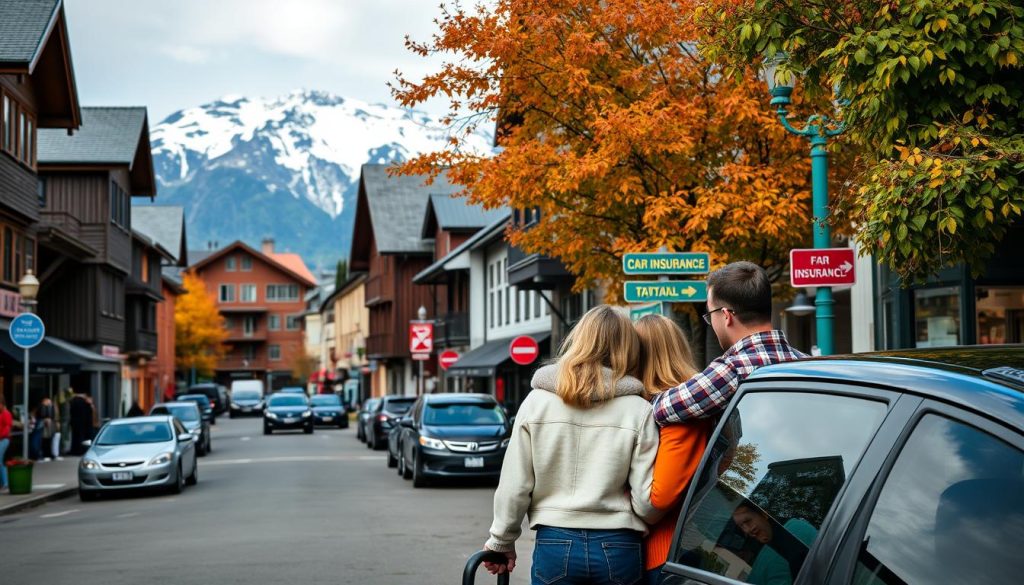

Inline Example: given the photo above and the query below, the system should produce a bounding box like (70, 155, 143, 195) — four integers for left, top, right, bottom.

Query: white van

(229, 379, 266, 418)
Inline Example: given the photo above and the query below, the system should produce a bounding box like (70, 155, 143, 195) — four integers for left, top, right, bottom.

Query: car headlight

(148, 452, 173, 466)
(266, 412, 278, 419)
(231, 402, 239, 408)
(191, 428, 202, 435)
(501, 438, 510, 448)
(80, 459, 100, 470)
(301, 411, 311, 418)
(419, 436, 446, 450)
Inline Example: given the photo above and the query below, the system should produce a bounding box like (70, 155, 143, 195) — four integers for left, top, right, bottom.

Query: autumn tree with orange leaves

(175, 272, 228, 381)
(393, 0, 850, 302)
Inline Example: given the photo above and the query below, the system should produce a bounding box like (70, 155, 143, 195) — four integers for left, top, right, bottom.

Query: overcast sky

(64, 0, 456, 123)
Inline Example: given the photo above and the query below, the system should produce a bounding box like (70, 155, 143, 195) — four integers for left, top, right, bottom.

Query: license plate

(284, 417, 297, 423)
(464, 457, 484, 468)
(112, 471, 133, 481)
(322, 416, 333, 422)
(241, 407, 252, 412)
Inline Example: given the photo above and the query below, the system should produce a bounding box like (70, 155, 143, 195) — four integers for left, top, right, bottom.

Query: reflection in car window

(673, 392, 887, 585)
(269, 395, 308, 407)
(424, 403, 505, 426)
(852, 415, 1024, 585)
(233, 390, 260, 401)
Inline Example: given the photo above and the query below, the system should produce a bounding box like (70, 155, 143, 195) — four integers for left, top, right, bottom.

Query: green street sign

(623, 280, 708, 303)
(629, 302, 663, 322)
(622, 252, 710, 275)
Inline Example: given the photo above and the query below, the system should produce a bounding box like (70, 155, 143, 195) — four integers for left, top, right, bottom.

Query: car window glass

(166, 404, 199, 421)
(425, 403, 505, 426)
(383, 398, 415, 415)
(672, 392, 887, 585)
(269, 395, 307, 407)
(311, 395, 341, 407)
(234, 390, 260, 401)
(851, 414, 1024, 585)
(173, 419, 186, 435)
(96, 422, 173, 445)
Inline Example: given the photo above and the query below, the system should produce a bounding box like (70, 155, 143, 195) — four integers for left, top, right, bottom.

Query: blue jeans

(645, 566, 663, 585)
(0, 438, 9, 488)
(532, 526, 644, 585)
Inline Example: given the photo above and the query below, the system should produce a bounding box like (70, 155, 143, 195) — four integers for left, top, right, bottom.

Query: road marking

(34, 483, 67, 489)
(240, 437, 251, 441)
(202, 455, 378, 466)
(41, 509, 79, 519)
(116, 512, 140, 519)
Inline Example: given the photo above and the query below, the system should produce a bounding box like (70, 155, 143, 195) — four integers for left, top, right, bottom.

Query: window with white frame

(240, 284, 257, 303)
(219, 284, 235, 302)
(268, 314, 280, 331)
(269, 345, 281, 360)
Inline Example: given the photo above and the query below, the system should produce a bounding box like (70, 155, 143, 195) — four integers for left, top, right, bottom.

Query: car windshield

(234, 390, 260, 401)
(179, 395, 210, 407)
(153, 404, 199, 422)
(424, 403, 505, 426)
(311, 395, 341, 407)
(281, 387, 305, 393)
(383, 398, 415, 415)
(96, 422, 173, 445)
(269, 395, 307, 407)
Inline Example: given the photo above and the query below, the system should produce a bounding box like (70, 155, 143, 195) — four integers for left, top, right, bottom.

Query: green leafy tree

(702, 0, 1024, 281)
(335, 260, 348, 289)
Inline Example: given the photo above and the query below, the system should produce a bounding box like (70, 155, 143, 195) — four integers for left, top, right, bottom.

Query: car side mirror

(82, 439, 92, 448)
(179, 433, 193, 442)
(400, 417, 414, 428)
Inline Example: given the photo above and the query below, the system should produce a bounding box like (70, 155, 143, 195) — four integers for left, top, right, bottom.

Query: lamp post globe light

(17, 270, 40, 460)
(766, 53, 846, 356)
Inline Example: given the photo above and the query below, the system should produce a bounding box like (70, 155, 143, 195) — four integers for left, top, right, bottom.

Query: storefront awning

(447, 332, 550, 377)
(0, 324, 121, 375)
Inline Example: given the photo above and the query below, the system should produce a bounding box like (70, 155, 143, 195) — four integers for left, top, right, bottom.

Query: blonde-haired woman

(634, 314, 716, 584)
(485, 305, 662, 585)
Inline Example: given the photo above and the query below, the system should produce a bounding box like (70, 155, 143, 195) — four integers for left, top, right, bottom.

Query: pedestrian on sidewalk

(38, 397, 55, 460)
(634, 314, 715, 584)
(69, 389, 93, 455)
(484, 305, 662, 584)
(0, 395, 13, 490)
(28, 404, 43, 460)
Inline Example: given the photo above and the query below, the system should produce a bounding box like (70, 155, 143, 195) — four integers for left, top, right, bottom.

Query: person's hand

(482, 544, 516, 575)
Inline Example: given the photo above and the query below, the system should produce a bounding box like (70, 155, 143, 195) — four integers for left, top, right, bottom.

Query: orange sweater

(644, 420, 714, 570)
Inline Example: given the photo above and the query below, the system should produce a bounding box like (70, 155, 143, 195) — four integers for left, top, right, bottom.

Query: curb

(0, 486, 78, 517)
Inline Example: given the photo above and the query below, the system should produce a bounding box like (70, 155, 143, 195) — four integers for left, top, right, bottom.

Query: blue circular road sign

(9, 312, 45, 349)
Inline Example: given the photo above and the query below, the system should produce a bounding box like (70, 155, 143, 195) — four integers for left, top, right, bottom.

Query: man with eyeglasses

(652, 261, 806, 425)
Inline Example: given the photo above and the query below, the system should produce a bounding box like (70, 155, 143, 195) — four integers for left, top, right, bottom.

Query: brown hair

(555, 305, 640, 408)
(635, 314, 698, 399)
(706, 261, 772, 324)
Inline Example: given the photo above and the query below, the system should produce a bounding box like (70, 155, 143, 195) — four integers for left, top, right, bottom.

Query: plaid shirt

(653, 330, 806, 425)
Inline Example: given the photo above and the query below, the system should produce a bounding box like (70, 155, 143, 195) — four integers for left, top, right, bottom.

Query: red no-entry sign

(439, 350, 460, 370)
(509, 336, 540, 366)
(790, 248, 857, 288)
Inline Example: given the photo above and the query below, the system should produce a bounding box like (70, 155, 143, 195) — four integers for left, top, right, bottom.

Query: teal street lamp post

(765, 57, 846, 356)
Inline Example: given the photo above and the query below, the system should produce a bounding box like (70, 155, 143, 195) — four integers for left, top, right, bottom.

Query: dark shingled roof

(0, 0, 60, 65)
(37, 107, 148, 165)
(422, 193, 508, 238)
(133, 206, 186, 264)
(361, 165, 461, 254)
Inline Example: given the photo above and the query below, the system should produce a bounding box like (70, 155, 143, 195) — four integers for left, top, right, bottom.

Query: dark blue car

(655, 346, 1024, 585)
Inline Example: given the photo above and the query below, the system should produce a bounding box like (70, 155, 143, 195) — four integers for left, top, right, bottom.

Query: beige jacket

(485, 364, 662, 553)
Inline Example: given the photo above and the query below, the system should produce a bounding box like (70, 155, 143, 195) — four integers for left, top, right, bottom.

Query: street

(0, 417, 534, 585)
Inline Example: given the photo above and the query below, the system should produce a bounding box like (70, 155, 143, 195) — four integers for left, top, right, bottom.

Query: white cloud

(160, 44, 209, 64)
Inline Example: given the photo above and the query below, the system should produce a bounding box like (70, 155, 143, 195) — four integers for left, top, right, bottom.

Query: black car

(150, 402, 211, 456)
(230, 388, 264, 418)
(310, 394, 348, 429)
(655, 347, 1024, 585)
(176, 394, 215, 425)
(392, 393, 511, 487)
(356, 398, 381, 443)
(182, 383, 229, 416)
(366, 396, 416, 450)
(263, 393, 313, 435)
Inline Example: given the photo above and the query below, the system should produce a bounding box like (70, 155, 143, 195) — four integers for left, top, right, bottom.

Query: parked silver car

(78, 416, 198, 501)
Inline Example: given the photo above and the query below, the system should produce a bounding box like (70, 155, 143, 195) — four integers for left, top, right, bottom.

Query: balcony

(366, 332, 394, 358)
(40, 210, 82, 239)
(507, 245, 574, 290)
(435, 312, 469, 348)
(364, 273, 394, 306)
(217, 356, 268, 371)
(125, 329, 157, 355)
(226, 329, 267, 343)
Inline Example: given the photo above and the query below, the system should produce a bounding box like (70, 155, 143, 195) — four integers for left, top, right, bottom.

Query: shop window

(975, 287, 1024, 344)
(913, 286, 960, 348)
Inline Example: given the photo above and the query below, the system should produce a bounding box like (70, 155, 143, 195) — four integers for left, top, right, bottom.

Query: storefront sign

(101, 345, 121, 358)
(9, 313, 45, 349)
(623, 281, 707, 303)
(439, 350, 460, 370)
(409, 322, 433, 354)
(509, 336, 540, 366)
(622, 252, 710, 275)
(790, 248, 856, 287)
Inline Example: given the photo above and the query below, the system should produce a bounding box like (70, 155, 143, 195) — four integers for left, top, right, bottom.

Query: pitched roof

(38, 107, 147, 165)
(271, 252, 316, 285)
(188, 241, 317, 287)
(360, 165, 461, 254)
(132, 206, 186, 265)
(413, 213, 510, 284)
(422, 194, 508, 238)
(0, 0, 60, 65)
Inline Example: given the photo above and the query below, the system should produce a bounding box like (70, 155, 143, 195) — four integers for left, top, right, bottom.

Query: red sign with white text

(790, 248, 856, 288)
(509, 336, 540, 366)
(409, 322, 434, 354)
(439, 350, 460, 370)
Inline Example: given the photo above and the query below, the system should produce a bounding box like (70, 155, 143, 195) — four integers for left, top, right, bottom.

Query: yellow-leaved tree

(175, 272, 228, 380)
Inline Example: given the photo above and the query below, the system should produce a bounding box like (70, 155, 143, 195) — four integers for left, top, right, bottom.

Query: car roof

(177, 393, 209, 400)
(746, 345, 1024, 429)
(108, 415, 173, 425)
(424, 393, 497, 405)
(154, 401, 200, 410)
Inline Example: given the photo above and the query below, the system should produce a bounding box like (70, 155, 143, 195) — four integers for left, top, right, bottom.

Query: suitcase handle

(462, 550, 510, 585)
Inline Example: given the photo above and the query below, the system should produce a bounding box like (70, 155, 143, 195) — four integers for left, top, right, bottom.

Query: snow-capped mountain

(146, 90, 493, 268)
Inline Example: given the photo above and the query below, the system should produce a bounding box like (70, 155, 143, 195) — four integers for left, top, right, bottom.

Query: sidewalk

(0, 456, 80, 516)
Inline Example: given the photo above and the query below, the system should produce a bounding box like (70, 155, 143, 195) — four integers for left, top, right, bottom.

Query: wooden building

(188, 239, 315, 390)
(321, 272, 369, 399)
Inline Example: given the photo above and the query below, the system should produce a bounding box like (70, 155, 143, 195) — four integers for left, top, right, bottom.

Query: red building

(188, 239, 315, 390)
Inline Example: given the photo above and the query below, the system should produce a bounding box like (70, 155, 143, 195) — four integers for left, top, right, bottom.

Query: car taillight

(377, 414, 388, 422)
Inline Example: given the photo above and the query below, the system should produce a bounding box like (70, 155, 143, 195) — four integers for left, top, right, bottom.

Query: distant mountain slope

(144, 90, 492, 269)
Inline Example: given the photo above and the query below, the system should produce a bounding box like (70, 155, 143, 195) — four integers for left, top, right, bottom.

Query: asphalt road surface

(0, 417, 536, 585)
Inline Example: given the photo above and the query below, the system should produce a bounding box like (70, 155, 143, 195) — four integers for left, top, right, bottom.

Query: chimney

(261, 238, 275, 255)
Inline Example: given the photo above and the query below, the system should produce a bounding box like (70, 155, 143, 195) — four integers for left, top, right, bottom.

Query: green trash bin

(7, 461, 34, 495)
